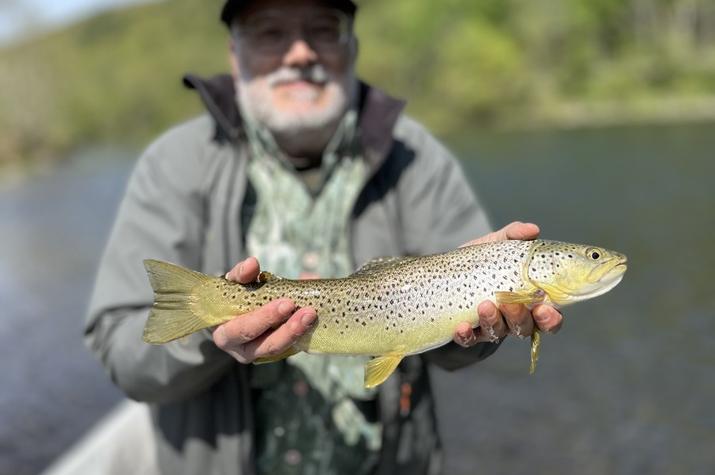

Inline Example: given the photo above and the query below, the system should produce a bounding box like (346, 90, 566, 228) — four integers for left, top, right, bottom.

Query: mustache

(266, 65, 330, 87)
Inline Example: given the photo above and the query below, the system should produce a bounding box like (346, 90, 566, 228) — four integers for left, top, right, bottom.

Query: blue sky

(0, 0, 155, 45)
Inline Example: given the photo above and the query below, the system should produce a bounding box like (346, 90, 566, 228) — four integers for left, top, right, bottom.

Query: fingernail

(278, 301, 294, 316)
(301, 310, 317, 327)
(487, 305, 498, 319)
(502, 303, 521, 315)
(533, 307, 551, 324)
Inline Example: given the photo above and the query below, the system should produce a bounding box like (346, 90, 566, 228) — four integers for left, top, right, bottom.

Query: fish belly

(295, 306, 477, 356)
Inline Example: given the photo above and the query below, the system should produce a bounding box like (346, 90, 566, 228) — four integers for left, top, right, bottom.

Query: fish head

(526, 241, 628, 306)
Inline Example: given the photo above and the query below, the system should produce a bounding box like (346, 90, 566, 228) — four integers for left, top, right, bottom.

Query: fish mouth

(587, 255, 628, 284)
(574, 256, 627, 300)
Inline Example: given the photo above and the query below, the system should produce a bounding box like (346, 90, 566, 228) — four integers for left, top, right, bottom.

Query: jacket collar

(182, 73, 405, 172)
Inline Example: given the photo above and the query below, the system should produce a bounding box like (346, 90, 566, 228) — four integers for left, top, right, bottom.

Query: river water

(1, 123, 713, 474)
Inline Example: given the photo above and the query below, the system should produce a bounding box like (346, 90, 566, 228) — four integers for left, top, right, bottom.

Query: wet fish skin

(143, 239, 627, 387)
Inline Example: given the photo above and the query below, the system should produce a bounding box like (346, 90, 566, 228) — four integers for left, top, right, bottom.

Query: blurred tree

(1, 0, 714, 168)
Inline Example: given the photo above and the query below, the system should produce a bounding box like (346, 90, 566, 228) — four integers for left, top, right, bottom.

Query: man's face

(231, 0, 357, 136)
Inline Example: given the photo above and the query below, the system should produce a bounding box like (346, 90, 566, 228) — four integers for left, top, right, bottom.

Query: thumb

(501, 221, 540, 241)
(461, 221, 540, 247)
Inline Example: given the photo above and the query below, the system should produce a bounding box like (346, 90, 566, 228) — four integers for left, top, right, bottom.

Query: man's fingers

(453, 321, 478, 347)
(460, 221, 540, 247)
(243, 307, 317, 359)
(474, 301, 509, 342)
(532, 304, 563, 334)
(225, 257, 261, 283)
(213, 298, 295, 349)
(502, 221, 540, 241)
(499, 303, 535, 339)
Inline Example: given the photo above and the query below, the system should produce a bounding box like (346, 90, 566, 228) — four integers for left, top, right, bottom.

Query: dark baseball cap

(221, 0, 358, 27)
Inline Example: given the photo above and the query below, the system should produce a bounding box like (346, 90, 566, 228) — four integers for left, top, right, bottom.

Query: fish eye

(587, 248, 601, 260)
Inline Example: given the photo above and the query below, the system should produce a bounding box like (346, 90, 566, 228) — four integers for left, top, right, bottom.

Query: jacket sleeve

(84, 124, 234, 403)
(394, 117, 502, 370)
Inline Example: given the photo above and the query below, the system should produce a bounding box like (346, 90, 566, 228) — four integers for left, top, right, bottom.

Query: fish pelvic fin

(253, 346, 299, 364)
(364, 352, 405, 388)
(142, 259, 214, 344)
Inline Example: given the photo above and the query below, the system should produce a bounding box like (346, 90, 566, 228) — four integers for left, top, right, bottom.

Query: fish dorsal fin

(352, 256, 414, 276)
(258, 271, 283, 283)
(364, 352, 405, 388)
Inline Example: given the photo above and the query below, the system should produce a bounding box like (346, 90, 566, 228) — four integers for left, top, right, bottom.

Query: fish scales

(196, 240, 531, 356)
(143, 239, 627, 387)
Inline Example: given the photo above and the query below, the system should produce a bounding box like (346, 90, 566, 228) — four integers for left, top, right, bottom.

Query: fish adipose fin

(143, 259, 217, 344)
(254, 347, 299, 364)
(364, 352, 405, 388)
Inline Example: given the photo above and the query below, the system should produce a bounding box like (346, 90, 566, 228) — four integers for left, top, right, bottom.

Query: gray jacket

(85, 75, 497, 475)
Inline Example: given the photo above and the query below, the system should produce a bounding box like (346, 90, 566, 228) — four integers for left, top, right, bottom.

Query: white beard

(236, 64, 355, 150)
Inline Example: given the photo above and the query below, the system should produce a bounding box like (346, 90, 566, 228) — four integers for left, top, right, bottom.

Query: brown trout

(143, 239, 627, 387)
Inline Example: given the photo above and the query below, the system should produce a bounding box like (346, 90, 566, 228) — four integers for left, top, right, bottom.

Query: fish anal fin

(364, 353, 405, 388)
(494, 289, 546, 306)
(253, 346, 299, 365)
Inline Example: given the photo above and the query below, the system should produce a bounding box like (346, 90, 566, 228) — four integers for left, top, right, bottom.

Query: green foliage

(357, 0, 715, 129)
(1, 0, 715, 166)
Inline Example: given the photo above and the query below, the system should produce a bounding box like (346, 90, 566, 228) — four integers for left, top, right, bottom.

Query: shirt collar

(182, 73, 405, 173)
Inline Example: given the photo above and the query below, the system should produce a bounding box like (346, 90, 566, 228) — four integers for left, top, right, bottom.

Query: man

(85, 0, 563, 474)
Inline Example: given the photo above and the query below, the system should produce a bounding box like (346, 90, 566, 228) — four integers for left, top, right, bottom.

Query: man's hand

(212, 257, 317, 364)
(453, 221, 564, 348)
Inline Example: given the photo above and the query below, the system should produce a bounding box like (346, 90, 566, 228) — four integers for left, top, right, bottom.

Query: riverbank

(4, 99, 715, 188)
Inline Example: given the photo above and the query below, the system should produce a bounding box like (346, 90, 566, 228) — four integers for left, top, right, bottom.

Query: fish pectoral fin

(253, 346, 299, 365)
(494, 289, 545, 306)
(364, 353, 405, 388)
(529, 330, 541, 374)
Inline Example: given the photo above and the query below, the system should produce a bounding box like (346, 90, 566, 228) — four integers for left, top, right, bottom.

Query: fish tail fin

(143, 259, 214, 344)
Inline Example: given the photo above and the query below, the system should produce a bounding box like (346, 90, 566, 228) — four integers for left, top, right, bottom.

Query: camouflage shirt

(242, 110, 382, 475)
